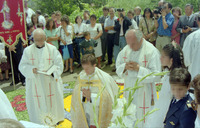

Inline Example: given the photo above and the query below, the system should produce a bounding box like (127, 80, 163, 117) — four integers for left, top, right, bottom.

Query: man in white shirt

(24, 0, 35, 24)
(36, 10, 46, 27)
(104, 7, 118, 65)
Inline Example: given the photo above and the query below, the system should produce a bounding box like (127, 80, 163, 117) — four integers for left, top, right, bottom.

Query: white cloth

(19, 121, 50, 128)
(145, 69, 172, 128)
(87, 23, 103, 57)
(58, 25, 73, 45)
(183, 29, 200, 80)
(195, 116, 200, 128)
(19, 43, 64, 126)
(116, 39, 161, 127)
(73, 23, 87, 38)
(131, 19, 138, 29)
(104, 16, 118, 34)
(0, 89, 17, 120)
(38, 15, 46, 27)
(25, 8, 35, 24)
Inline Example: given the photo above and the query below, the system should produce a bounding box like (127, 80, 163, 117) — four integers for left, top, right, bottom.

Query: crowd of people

(1, 0, 200, 127)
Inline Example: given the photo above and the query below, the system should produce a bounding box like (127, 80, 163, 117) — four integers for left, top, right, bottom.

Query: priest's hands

(82, 88, 91, 102)
(33, 68, 38, 74)
(125, 61, 140, 72)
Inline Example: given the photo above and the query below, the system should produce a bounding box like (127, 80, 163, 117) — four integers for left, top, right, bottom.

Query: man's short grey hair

(125, 29, 143, 42)
(185, 4, 193, 9)
(32, 28, 46, 37)
(0, 119, 25, 128)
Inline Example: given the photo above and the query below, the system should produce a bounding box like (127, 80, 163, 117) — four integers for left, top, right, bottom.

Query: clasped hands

(82, 88, 91, 102)
(125, 61, 140, 72)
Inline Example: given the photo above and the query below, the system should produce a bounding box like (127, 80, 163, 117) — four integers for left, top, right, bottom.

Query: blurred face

(49, 21, 53, 28)
(127, 13, 134, 19)
(160, 51, 172, 68)
(34, 33, 46, 47)
(85, 34, 90, 40)
(145, 11, 151, 18)
(163, 3, 170, 13)
(109, 8, 115, 17)
(51, 14, 56, 21)
(134, 8, 141, 15)
(126, 33, 142, 51)
(185, 6, 193, 16)
(76, 17, 82, 24)
(61, 21, 67, 27)
(173, 9, 180, 18)
(45, 17, 48, 22)
(90, 17, 96, 25)
(171, 84, 189, 100)
(103, 10, 109, 16)
(118, 11, 125, 18)
(82, 63, 96, 75)
(27, 27, 34, 35)
(83, 12, 89, 19)
(33, 16, 37, 24)
(56, 13, 61, 21)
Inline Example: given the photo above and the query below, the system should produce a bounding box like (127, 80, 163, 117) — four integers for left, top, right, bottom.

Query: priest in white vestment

(71, 54, 118, 128)
(19, 28, 64, 126)
(183, 15, 200, 80)
(0, 89, 17, 120)
(116, 29, 161, 127)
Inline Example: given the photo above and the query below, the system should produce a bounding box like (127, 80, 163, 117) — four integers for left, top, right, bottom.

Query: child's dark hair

(83, 31, 90, 37)
(61, 15, 70, 25)
(170, 68, 191, 87)
(190, 74, 200, 104)
(81, 54, 96, 65)
(162, 43, 185, 70)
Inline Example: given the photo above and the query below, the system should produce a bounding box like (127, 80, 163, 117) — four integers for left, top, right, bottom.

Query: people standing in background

(44, 14, 49, 23)
(171, 7, 182, 45)
(139, 8, 157, 46)
(58, 15, 74, 74)
(44, 19, 59, 49)
(87, 15, 103, 68)
(134, 6, 142, 26)
(27, 23, 35, 46)
(24, 0, 35, 24)
(127, 10, 138, 29)
(0, 41, 10, 81)
(73, 16, 87, 67)
(36, 10, 46, 27)
(155, 2, 174, 52)
(83, 10, 91, 24)
(31, 14, 38, 29)
(176, 4, 198, 48)
(55, 11, 62, 28)
(104, 7, 118, 65)
(99, 7, 109, 62)
(113, 8, 132, 72)
(51, 12, 57, 22)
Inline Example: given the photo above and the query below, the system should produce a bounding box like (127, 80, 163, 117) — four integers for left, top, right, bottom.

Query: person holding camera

(113, 8, 132, 72)
(155, 2, 174, 52)
(176, 4, 198, 48)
